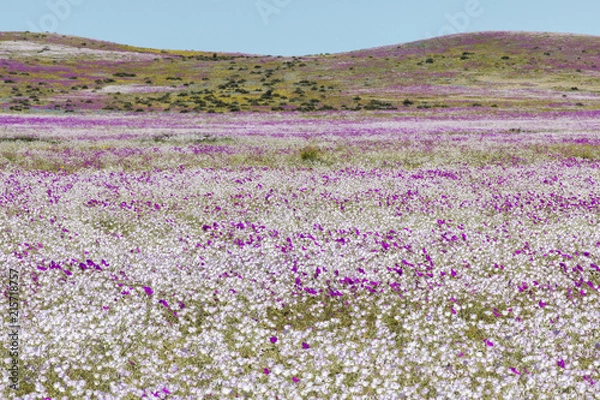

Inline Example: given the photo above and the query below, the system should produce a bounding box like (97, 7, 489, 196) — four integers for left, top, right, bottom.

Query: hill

(0, 31, 599, 114)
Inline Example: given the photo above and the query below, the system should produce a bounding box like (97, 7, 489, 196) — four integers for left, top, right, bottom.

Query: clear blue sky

(2, 0, 600, 56)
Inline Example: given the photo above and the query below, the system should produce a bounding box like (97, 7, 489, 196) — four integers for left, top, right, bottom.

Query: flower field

(1, 110, 599, 399)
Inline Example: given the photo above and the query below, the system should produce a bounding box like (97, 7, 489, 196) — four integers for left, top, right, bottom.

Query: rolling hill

(0, 31, 599, 114)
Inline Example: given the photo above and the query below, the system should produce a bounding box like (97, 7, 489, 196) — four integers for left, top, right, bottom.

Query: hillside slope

(0, 31, 599, 114)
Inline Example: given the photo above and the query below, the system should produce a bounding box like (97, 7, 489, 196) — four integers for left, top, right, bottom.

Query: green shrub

(300, 145, 322, 162)
(0, 135, 39, 142)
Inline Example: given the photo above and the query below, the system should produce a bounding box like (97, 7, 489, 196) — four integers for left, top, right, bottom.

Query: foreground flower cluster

(1, 112, 599, 399)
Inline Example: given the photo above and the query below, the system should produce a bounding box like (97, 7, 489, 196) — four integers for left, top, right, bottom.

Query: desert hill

(0, 31, 599, 114)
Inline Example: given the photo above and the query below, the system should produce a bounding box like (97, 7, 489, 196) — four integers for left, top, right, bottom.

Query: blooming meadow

(1, 110, 599, 399)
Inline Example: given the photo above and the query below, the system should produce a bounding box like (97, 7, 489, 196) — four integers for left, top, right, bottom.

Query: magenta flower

(302, 342, 310, 349)
(510, 367, 521, 375)
(270, 336, 278, 343)
(263, 368, 270, 375)
(484, 339, 494, 347)
(557, 359, 565, 368)
(539, 300, 547, 308)
(292, 376, 300, 383)
(587, 281, 595, 289)
(143, 286, 153, 296)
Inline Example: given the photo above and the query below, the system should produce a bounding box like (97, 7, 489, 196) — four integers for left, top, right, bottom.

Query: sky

(2, 0, 600, 56)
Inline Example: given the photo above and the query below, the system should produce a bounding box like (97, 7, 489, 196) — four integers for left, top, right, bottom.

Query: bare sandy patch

(96, 85, 181, 94)
(0, 40, 160, 61)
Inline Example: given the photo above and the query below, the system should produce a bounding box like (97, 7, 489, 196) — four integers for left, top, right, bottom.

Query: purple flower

(539, 300, 547, 308)
(263, 368, 270, 375)
(143, 286, 153, 296)
(270, 336, 278, 344)
(587, 281, 595, 289)
(510, 367, 521, 375)
(302, 342, 310, 349)
(292, 376, 300, 383)
(557, 359, 565, 368)
(159, 299, 169, 308)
